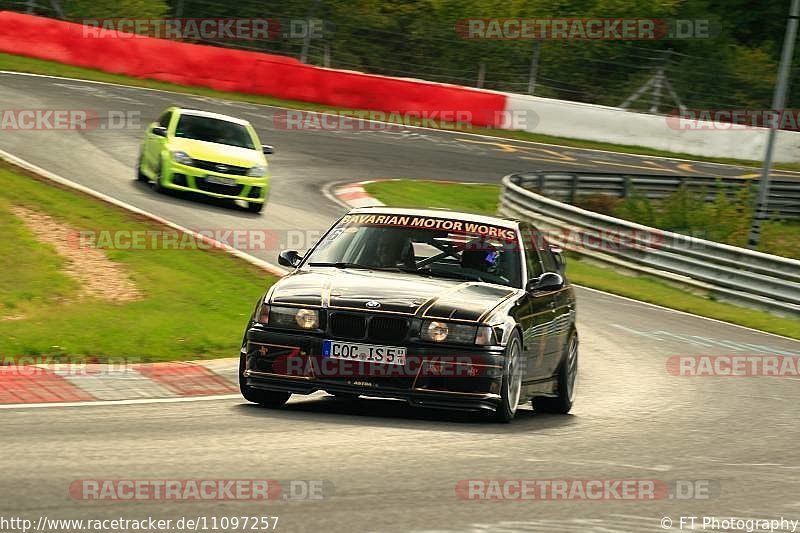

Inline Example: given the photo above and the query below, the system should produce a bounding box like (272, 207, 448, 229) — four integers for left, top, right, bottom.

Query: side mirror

(262, 145, 274, 155)
(526, 272, 564, 293)
(278, 249, 302, 268)
(151, 125, 167, 137)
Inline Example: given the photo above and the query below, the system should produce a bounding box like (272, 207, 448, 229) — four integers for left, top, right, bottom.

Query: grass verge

(2, 51, 799, 172)
(0, 162, 275, 362)
(363, 180, 800, 340)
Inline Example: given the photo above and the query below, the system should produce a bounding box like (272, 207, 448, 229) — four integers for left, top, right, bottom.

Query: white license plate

(322, 340, 406, 365)
(205, 175, 237, 186)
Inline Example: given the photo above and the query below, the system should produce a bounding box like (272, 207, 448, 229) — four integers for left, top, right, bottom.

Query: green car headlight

(269, 306, 319, 330)
(421, 320, 478, 344)
(171, 150, 194, 166)
(247, 165, 267, 177)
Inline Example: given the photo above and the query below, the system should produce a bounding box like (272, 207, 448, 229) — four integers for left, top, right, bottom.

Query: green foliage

(574, 193, 619, 216)
(612, 181, 798, 259)
(161, 0, 791, 109)
(62, 0, 170, 19)
(760, 220, 800, 259)
(615, 187, 656, 227)
(657, 184, 710, 234)
(9, 0, 797, 108)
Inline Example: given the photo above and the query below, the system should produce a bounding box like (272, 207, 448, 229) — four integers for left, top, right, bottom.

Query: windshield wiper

(308, 262, 399, 271)
(309, 261, 365, 268)
(400, 265, 484, 282)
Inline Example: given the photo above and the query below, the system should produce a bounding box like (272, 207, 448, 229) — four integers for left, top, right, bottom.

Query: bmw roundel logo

(365, 300, 381, 309)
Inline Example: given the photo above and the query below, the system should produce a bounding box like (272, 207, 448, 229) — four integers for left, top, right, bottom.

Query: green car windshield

(174, 115, 255, 149)
(306, 213, 523, 288)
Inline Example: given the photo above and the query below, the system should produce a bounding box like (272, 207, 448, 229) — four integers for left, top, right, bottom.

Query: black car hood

(269, 268, 519, 322)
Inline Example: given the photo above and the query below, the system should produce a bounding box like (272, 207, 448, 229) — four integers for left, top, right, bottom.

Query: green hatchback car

(137, 107, 273, 213)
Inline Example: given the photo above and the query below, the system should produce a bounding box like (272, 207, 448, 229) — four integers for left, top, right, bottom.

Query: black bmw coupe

(239, 207, 577, 422)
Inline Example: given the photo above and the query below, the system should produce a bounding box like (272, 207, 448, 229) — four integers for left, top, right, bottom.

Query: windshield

(306, 213, 522, 287)
(174, 115, 255, 149)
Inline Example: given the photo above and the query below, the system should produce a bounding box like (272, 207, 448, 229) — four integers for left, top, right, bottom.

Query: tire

(492, 332, 523, 423)
(247, 201, 264, 214)
(239, 354, 291, 408)
(136, 153, 147, 182)
(533, 331, 578, 414)
(151, 158, 165, 192)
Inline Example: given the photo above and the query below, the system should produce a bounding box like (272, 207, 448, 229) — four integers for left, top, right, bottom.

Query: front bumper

(162, 162, 269, 202)
(243, 328, 505, 412)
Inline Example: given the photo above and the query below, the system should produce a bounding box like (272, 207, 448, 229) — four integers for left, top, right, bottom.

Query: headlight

(171, 150, 194, 165)
(295, 309, 319, 329)
(256, 303, 270, 324)
(421, 320, 477, 344)
(269, 306, 319, 330)
(247, 165, 266, 177)
(475, 326, 499, 346)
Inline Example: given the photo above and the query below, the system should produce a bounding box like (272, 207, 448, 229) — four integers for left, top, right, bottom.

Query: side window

(158, 111, 172, 129)
(520, 226, 544, 279)
(539, 244, 558, 273)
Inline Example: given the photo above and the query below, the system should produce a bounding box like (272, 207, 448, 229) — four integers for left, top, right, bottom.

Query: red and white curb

(330, 178, 491, 209)
(331, 180, 385, 208)
(0, 358, 239, 405)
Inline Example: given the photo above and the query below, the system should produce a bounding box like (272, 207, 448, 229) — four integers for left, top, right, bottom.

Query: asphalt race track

(1, 72, 800, 533)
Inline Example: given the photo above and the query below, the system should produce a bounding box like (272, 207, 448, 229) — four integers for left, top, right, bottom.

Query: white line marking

(524, 458, 672, 472)
(1, 70, 794, 173)
(577, 285, 800, 343)
(0, 394, 242, 410)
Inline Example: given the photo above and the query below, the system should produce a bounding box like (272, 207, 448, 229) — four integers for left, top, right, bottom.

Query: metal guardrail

(517, 170, 800, 220)
(499, 173, 800, 316)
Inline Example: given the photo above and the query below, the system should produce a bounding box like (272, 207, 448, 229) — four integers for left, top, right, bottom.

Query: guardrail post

(570, 174, 579, 204)
(538, 173, 545, 192)
(622, 175, 632, 198)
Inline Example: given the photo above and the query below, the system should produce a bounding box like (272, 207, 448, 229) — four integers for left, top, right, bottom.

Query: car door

(517, 225, 555, 381)
(538, 240, 573, 371)
(145, 110, 172, 172)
